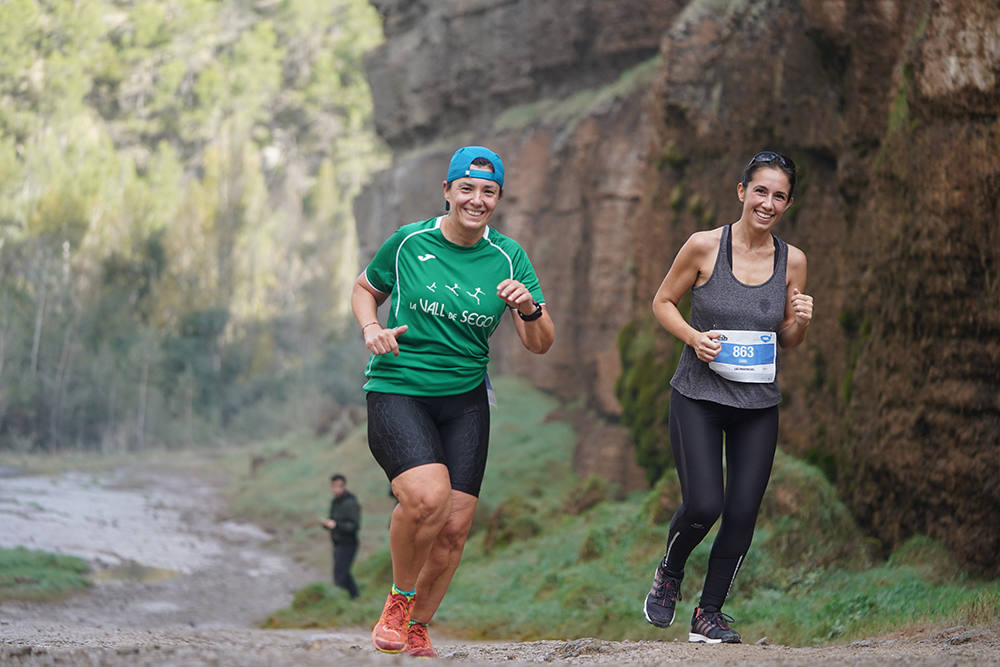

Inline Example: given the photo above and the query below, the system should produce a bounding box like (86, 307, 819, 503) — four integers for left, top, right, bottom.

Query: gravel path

(1, 466, 997, 665)
(3, 622, 997, 665)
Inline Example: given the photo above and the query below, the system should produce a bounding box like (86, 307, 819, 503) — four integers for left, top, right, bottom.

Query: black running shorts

(366, 381, 490, 497)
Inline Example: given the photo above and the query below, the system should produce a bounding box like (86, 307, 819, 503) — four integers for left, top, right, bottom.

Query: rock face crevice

(355, 0, 1000, 574)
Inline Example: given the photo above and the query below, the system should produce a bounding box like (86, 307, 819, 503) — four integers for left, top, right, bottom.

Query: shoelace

(700, 610, 736, 630)
(409, 622, 431, 648)
(652, 570, 681, 602)
(383, 594, 410, 626)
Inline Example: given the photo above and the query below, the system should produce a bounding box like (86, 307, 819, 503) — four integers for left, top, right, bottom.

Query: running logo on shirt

(466, 287, 484, 304)
(417, 253, 437, 262)
(408, 278, 498, 330)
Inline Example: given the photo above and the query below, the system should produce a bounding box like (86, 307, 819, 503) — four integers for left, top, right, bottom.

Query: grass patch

(493, 56, 661, 136)
(887, 77, 910, 135)
(220, 425, 400, 573)
(0, 546, 91, 601)
(264, 581, 381, 629)
(732, 558, 1000, 645)
(235, 377, 998, 644)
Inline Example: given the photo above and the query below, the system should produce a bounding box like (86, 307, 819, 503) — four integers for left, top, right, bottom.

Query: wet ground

(1, 465, 997, 665)
(1, 469, 226, 573)
(0, 465, 311, 630)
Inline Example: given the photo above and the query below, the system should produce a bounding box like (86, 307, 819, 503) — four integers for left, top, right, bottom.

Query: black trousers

(333, 541, 359, 598)
(663, 391, 779, 611)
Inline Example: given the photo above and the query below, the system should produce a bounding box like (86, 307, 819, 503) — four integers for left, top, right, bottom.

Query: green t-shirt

(363, 216, 545, 396)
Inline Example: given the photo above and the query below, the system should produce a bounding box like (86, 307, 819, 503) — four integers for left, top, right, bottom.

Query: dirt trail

(1, 466, 997, 665)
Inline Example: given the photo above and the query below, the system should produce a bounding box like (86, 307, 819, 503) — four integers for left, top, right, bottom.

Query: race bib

(708, 330, 776, 383)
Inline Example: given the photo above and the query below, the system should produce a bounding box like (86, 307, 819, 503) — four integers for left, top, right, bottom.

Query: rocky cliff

(355, 0, 1000, 575)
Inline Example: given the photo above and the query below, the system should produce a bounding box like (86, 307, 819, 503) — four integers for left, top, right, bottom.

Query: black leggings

(366, 381, 490, 497)
(662, 391, 778, 611)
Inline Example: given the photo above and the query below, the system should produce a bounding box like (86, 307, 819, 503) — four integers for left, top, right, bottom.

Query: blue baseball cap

(446, 146, 504, 188)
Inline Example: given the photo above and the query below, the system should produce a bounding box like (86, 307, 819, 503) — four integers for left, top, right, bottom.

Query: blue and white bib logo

(709, 330, 777, 383)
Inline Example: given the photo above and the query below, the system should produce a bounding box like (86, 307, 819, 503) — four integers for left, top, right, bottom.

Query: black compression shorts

(366, 381, 490, 497)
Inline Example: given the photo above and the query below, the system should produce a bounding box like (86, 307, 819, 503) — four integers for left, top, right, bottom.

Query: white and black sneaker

(642, 564, 682, 628)
(689, 606, 741, 644)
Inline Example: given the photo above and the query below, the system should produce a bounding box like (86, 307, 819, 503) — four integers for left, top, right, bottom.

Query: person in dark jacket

(321, 473, 360, 598)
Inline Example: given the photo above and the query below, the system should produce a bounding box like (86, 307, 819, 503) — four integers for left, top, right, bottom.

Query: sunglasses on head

(746, 151, 795, 171)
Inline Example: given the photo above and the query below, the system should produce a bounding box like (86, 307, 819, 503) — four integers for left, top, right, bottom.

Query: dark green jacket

(328, 491, 360, 545)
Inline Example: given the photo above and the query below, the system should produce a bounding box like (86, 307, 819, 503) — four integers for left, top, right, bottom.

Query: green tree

(0, 0, 387, 452)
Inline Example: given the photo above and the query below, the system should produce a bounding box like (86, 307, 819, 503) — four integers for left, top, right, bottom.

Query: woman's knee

(683, 497, 724, 530)
(722, 505, 761, 533)
(433, 493, 477, 554)
(401, 487, 451, 523)
(393, 468, 452, 524)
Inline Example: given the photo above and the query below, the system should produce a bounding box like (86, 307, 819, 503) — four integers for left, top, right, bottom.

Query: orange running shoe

(405, 620, 438, 658)
(371, 591, 414, 653)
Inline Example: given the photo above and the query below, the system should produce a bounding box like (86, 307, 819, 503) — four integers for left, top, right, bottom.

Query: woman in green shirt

(351, 146, 555, 657)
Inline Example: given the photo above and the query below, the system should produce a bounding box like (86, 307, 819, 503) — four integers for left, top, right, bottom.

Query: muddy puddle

(7, 472, 189, 573)
(0, 470, 264, 574)
(0, 465, 315, 630)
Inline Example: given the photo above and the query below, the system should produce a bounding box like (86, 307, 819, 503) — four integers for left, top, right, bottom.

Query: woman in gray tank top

(641, 152, 814, 644)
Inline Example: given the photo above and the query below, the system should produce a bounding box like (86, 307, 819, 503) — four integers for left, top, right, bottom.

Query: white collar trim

(435, 216, 491, 241)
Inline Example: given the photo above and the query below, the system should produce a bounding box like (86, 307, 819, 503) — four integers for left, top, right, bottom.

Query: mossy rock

(482, 496, 543, 553)
(642, 473, 682, 525)
(888, 534, 964, 582)
(757, 449, 870, 570)
(563, 475, 617, 515)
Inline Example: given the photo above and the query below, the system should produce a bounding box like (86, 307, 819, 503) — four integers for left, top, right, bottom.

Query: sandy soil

(1, 466, 997, 666)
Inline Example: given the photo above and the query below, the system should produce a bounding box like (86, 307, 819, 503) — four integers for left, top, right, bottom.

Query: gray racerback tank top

(670, 224, 788, 409)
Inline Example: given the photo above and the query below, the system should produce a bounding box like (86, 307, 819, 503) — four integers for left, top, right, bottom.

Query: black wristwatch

(517, 300, 543, 322)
